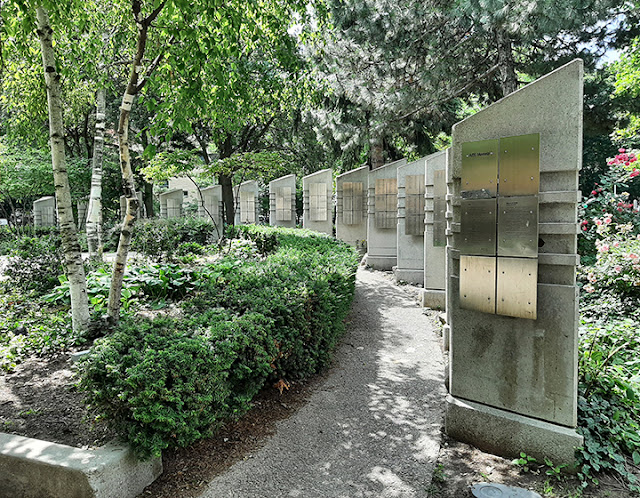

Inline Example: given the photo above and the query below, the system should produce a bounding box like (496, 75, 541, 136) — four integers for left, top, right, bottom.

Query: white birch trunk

(107, 0, 165, 321)
(36, 6, 90, 333)
(86, 86, 105, 260)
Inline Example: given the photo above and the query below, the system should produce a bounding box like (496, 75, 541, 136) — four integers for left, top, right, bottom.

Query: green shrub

(4, 236, 63, 294)
(130, 218, 219, 260)
(81, 226, 359, 458)
(577, 318, 640, 492)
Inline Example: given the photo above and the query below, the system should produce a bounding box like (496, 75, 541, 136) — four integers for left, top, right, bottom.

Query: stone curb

(0, 432, 162, 498)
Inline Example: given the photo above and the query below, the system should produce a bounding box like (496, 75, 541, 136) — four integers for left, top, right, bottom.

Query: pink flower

(599, 244, 610, 252)
(584, 284, 596, 293)
(604, 217, 612, 224)
(630, 169, 640, 178)
(614, 265, 623, 273)
(628, 253, 639, 260)
(595, 219, 603, 226)
(619, 148, 626, 153)
(613, 241, 620, 248)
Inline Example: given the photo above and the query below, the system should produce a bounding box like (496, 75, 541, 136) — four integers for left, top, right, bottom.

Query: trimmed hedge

(80, 226, 358, 458)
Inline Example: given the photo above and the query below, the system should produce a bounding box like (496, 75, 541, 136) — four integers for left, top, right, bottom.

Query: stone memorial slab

(234, 180, 259, 225)
(395, 156, 429, 284)
(445, 60, 584, 467)
(159, 189, 183, 219)
(33, 196, 56, 227)
(336, 166, 368, 252)
(303, 169, 333, 235)
(367, 158, 406, 270)
(199, 185, 224, 238)
(421, 150, 449, 310)
(269, 174, 296, 228)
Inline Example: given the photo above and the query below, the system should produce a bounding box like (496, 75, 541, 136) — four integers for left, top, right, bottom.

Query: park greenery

(0, 0, 640, 493)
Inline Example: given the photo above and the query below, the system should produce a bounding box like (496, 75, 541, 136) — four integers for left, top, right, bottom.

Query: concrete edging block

(0, 432, 162, 498)
(420, 289, 446, 310)
(445, 395, 583, 469)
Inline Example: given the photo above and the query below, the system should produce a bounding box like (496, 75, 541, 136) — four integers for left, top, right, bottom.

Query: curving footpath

(202, 267, 446, 498)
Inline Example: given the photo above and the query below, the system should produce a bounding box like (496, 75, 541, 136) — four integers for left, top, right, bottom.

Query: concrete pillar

(336, 166, 368, 254)
(445, 59, 584, 467)
(269, 175, 296, 228)
(303, 169, 333, 235)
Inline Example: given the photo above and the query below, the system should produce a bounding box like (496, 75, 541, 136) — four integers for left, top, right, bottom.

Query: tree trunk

(496, 28, 518, 98)
(107, 1, 164, 321)
(370, 136, 384, 170)
(219, 134, 235, 226)
(143, 180, 154, 217)
(86, 86, 105, 260)
(36, 7, 90, 333)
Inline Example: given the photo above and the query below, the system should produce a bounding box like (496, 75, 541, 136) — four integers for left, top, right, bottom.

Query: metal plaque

(460, 198, 497, 256)
(240, 191, 256, 224)
(375, 178, 397, 229)
(310, 182, 328, 222)
(276, 187, 292, 222)
(496, 257, 538, 320)
(460, 255, 496, 314)
(461, 139, 498, 199)
(497, 195, 538, 258)
(405, 174, 425, 236)
(498, 134, 540, 197)
(433, 169, 446, 247)
(342, 181, 363, 225)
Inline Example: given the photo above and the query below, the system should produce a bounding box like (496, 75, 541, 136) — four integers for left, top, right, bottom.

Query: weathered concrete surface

(303, 169, 333, 235)
(202, 268, 445, 497)
(445, 396, 582, 470)
(396, 157, 428, 285)
(336, 166, 369, 253)
(0, 434, 162, 498)
(446, 60, 583, 466)
(269, 174, 297, 228)
(367, 159, 407, 270)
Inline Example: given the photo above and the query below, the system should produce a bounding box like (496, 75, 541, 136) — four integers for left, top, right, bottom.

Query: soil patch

(428, 435, 637, 497)
(0, 353, 116, 448)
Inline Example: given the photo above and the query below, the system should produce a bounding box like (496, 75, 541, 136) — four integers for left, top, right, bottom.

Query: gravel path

(201, 267, 446, 498)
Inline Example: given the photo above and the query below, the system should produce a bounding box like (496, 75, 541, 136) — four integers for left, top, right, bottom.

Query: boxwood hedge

(80, 226, 359, 458)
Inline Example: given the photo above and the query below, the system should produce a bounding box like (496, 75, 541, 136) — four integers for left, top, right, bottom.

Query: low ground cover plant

(79, 226, 359, 458)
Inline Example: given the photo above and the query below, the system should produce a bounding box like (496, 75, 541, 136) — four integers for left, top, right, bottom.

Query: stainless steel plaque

(460, 199, 496, 256)
(461, 139, 499, 199)
(310, 183, 328, 222)
(460, 255, 496, 314)
(375, 178, 397, 229)
(433, 169, 446, 247)
(497, 196, 538, 258)
(240, 191, 256, 224)
(405, 174, 425, 236)
(276, 187, 292, 222)
(499, 134, 540, 197)
(343, 181, 363, 225)
(496, 257, 538, 319)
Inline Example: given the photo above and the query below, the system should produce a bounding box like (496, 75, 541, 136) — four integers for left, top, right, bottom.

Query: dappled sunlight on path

(201, 267, 446, 497)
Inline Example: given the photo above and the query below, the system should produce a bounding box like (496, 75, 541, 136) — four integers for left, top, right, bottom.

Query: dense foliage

(79, 226, 359, 458)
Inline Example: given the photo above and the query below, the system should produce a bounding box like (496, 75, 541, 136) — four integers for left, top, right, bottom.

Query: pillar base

(420, 289, 446, 310)
(445, 395, 582, 470)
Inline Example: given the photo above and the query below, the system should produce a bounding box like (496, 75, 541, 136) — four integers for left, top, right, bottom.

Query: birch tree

(35, 5, 90, 332)
(85, 86, 105, 260)
(107, 0, 166, 320)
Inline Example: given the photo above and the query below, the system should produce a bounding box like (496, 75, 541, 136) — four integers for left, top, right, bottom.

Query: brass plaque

(496, 257, 538, 319)
(240, 191, 256, 224)
(375, 178, 397, 229)
(499, 134, 540, 197)
(460, 199, 496, 256)
(310, 182, 328, 222)
(276, 187, 292, 222)
(343, 181, 363, 225)
(460, 255, 496, 314)
(461, 139, 498, 199)
(433, 169, 446, 247)
(405, 174, 425, 236)
(497, 196, 538, 258)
